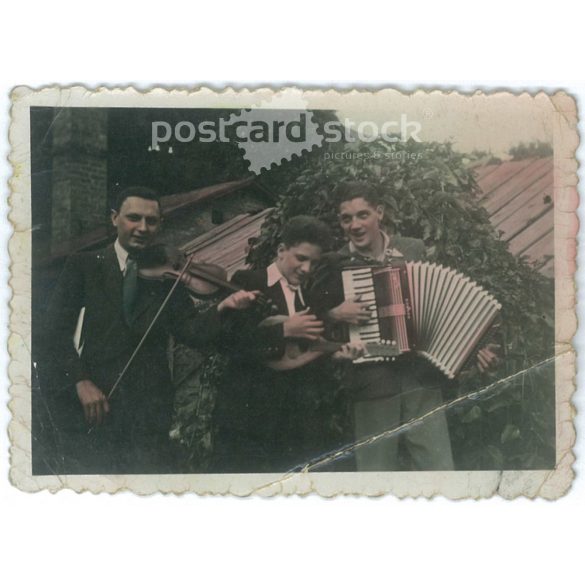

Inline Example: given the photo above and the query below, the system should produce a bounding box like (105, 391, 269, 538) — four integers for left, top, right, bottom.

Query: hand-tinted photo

(16, 88, 572, 496)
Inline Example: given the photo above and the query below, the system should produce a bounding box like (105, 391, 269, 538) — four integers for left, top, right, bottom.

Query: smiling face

(338, 197, 384, 254)
(111, 196, 161, 253)
(276, 242, 323, 286)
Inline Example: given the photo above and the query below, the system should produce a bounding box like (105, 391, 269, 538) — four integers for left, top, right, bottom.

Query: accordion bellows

(342, 262, 501, 378)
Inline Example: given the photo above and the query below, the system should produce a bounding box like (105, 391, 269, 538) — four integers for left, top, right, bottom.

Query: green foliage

(508, 141, 553, 161)
(248, 138, 555, 470)
(170, 300, 228, 472)
(465, 150, 502, 166)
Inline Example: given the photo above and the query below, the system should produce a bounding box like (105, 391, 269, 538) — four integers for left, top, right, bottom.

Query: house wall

(159, 188, 269, 251)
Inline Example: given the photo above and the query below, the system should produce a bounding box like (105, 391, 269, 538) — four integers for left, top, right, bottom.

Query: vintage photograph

(8, 87, 577, 496)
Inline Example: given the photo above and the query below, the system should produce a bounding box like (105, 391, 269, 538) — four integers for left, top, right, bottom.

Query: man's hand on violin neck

(217, 290, 261, 312)
(76, 380, 110, 426)
(283, 308, 324, 341)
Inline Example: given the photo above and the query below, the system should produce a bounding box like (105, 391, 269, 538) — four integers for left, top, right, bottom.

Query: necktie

(293, 287, 305, 313)
(123, 256, 138, 323)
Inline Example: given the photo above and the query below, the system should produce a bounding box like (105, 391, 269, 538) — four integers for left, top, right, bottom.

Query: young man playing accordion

(310, 182, 498, 471)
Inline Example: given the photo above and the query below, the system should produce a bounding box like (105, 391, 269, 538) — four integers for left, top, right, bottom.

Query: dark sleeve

(167, 285, 225, 350)
(43, 255, 89, 387)
(230, 270, 253, 290)
(219, 270, 286, 360)
(305, 254, 346, 320)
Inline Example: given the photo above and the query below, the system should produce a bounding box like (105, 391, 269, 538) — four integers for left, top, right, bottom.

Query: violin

(136, 245, 273, 313)
(136, 244, 238, 298)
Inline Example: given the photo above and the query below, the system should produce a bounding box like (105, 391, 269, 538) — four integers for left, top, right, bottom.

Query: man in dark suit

(213, 216, 362, 473)
(43, 186, 257, 474)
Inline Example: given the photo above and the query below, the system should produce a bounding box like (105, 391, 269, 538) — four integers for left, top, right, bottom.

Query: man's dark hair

(332, 181, 382, 209)
(281, 215, 332, 251)
(112, 186, 161, 213)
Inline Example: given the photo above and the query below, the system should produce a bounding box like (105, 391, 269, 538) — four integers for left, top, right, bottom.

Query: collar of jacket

(337, 236, 406, 265)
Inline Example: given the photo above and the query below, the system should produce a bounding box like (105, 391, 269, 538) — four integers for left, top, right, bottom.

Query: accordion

(341, 262, 501, 378)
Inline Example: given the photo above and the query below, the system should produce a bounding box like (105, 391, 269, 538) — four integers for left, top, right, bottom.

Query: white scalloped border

(7, 86, 579, 498)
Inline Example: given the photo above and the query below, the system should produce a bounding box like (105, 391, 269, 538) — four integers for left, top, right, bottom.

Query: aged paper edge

(7, 85, 579, 498)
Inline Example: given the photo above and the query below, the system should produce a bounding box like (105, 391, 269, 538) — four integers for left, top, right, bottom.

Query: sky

(306, 89, 554, 157)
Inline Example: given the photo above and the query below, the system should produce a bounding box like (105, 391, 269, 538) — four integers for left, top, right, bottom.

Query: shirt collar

(348, 231, 403, 262)
(267, 261, 305, 313)
(114, 239, 129, 272)
(267, 261, 304, 291)
(267, 262, 288, 288)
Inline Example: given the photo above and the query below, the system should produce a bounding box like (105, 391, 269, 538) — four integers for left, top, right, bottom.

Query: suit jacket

(214, 266, 342, 472)
(42, 244, 225, 467)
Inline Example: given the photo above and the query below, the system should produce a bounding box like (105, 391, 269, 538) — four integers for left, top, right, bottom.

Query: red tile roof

(161, 177, 254, 215)
(474, 157, 554, 278)
(186, 159, 556, 281)
(180, 208, 273, 278)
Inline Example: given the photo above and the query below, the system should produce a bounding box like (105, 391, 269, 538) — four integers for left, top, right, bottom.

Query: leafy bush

(509, 141, 553, 161)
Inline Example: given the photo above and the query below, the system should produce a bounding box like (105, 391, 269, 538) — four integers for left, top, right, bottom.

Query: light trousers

(351, 365, 455, 471)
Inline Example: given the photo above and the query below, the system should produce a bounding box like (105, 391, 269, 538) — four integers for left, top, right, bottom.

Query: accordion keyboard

(342, 267, 386, 363)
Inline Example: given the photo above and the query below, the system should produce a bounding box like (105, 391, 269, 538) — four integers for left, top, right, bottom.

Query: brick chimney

(50, 108, 108, 250)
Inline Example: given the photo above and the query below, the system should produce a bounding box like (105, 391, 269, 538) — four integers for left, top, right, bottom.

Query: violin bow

(107, 252, 196, 401)
(87, 251, 266, 433)
(88, 253, 196, 434)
